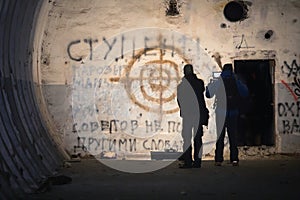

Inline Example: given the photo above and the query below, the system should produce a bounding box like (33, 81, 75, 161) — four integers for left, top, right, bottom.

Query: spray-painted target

(72, 28, 224, 173)
(123, 48, 183, 115)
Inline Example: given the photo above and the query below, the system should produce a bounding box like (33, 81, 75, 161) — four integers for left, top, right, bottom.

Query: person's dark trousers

(181, 117, 193, 166)
(181, 116, 202, 166)
(193, 126, 203, 167)
(215, 112, 239, 163)
(181, 146, 193, 166)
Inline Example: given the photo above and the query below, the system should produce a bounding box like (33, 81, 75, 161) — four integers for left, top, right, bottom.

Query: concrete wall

(0, 0, 299, 196)
(35, 0, 300, 158)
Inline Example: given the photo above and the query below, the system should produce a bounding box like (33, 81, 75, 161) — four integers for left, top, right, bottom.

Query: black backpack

(222, 75, 240, 110)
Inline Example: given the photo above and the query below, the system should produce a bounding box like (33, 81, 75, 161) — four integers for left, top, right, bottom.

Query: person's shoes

(215, 162, 222, 166)
(232, 161, 239, 166)
(179, 163, 192, 169)
(192, 163, 201, 168)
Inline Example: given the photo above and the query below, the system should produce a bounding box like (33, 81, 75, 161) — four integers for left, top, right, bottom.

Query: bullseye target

(123, 48, 182, 114)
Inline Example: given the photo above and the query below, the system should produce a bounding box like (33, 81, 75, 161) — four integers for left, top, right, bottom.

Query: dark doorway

(234, 60, 275, 146)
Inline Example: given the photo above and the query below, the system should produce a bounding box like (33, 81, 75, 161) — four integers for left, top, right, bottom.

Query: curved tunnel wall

(0, 0, 300, 197)
(0, 0, 64, 198)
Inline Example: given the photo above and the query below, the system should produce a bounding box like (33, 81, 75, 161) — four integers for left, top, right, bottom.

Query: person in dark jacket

(206, 63, 248, 166)
(177, 64, 209, 168)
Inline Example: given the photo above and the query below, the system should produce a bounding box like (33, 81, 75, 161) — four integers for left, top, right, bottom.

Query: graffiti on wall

(73, 136, 184, 153)
(281, 59, 300, 101)
(278, 59, 300, 134)
(69, 28, 219, 159)
(277, 101, 300, 134)
(67, 34, 183, 62)
(233, 34, 255, 49)
(72, 120, 181, 134)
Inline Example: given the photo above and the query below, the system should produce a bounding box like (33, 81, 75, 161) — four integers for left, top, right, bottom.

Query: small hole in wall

(220, 23, 227, 28)
(264, 30, 273, 40)
(166, 0, 180, 16)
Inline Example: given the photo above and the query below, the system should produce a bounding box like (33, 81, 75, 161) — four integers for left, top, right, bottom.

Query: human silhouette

(206, 63, 248, 166)
(177, 64, 209, 168)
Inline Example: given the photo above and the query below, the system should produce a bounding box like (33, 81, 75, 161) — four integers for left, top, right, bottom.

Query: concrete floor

(26, 155, 300, 200)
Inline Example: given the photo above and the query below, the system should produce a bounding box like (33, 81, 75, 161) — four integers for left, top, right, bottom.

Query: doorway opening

(234, 60, 275, 146)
